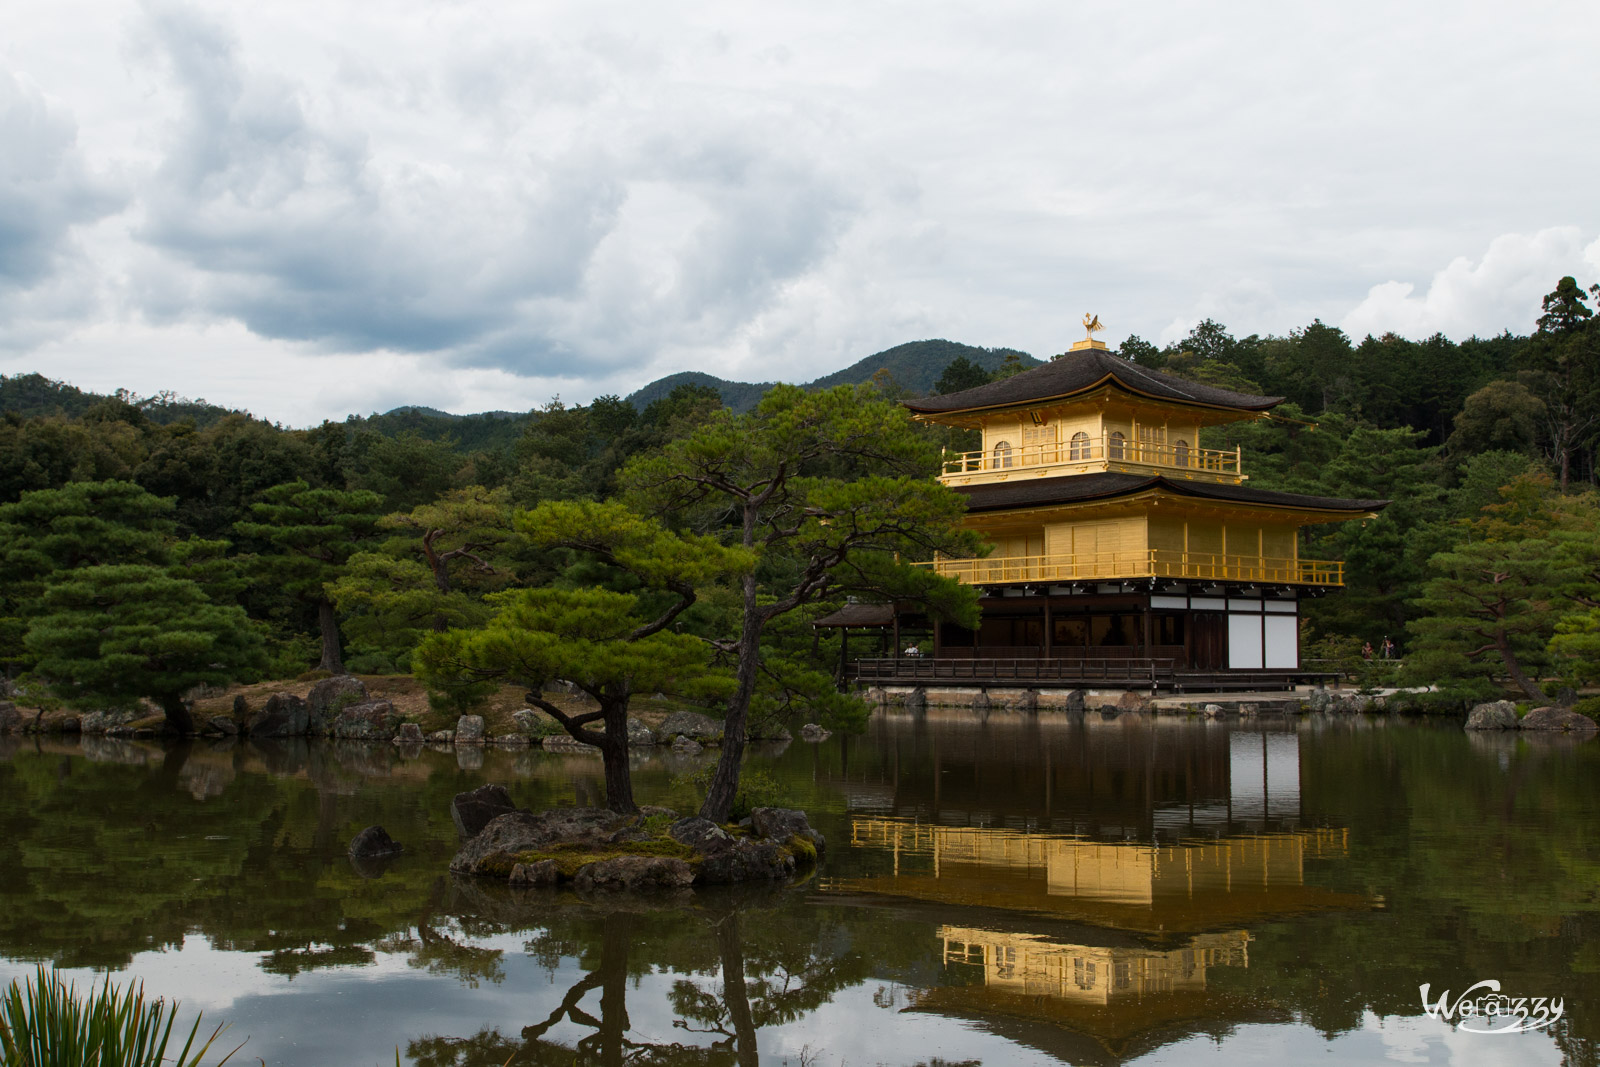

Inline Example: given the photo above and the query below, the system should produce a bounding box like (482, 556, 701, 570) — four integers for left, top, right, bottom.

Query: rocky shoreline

(0, 675, 792, 748)
(1462, 700, 1598, 733)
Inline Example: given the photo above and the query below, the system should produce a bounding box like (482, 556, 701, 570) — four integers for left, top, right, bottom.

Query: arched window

(1173, 439, 1191, 468)
(1069, 431, 1090, 460)
(1108, 431, 1126, 460)
(993, 441, 1013, 468)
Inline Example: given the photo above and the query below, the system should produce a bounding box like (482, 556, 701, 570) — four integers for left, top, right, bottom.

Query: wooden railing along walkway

(915, 549, 1343, 587)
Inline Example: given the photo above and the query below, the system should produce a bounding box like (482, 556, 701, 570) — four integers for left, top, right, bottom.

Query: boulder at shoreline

(1520, 706, 1598, 733)
(1464, 701, 1518, 730)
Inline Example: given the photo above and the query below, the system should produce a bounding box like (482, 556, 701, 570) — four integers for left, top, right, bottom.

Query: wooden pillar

(892, 612, 901, 656)
(1044, 601, 1053, 660)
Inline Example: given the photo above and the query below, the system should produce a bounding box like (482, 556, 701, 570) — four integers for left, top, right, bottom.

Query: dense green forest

(3, 275, 1599, 720)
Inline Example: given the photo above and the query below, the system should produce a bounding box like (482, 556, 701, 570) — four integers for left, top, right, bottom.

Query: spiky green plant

(0, 965, 238, 1066)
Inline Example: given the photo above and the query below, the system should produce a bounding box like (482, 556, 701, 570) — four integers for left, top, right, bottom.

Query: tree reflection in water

(407, 891, 866, 1067)
(5, 721, 1600, 1064)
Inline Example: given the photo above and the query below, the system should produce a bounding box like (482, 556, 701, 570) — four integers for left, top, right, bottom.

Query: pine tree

(1406, 474, 1576, 700)
(0, 481, 177, 677)
(621, 383, 982, 822)
(25, 565, 263, 732)
(415, 500, 745, 813)
(236, 481, 385, 673)
(329, 486, 516, 665)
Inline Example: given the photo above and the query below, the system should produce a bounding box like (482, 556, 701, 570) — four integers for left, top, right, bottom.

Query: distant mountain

(624, 371, 777, 414)
(363, 406, 531, 453)
(3, 339, 1039, 446)
(383, 405, 522, 420)
(0, 372, 249, 428)
(626, 340, 1039, 413)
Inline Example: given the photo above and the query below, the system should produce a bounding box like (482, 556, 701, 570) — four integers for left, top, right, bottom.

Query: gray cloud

(2, 1, 1598, 422)
(128, 3, 863, 378)
(0, 69, 121, 346)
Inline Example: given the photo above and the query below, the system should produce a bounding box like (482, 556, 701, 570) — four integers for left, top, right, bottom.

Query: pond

(0, 710, 1596, 1066)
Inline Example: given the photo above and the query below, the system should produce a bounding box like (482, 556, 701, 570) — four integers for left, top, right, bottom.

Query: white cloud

(1340, 228, 1600, 342)
(0, 67, 123, 349)
(2, 0, 1599, 420)
(118, 2, 868, 381)
(1157, 278, 1281, 347)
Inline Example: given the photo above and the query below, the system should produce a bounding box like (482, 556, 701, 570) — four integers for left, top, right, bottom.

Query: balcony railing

(940, 437, 1242, 479)
(915, 549, 1343, 586)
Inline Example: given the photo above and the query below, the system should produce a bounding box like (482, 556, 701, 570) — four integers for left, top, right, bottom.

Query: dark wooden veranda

(850, 656, 1333, 692)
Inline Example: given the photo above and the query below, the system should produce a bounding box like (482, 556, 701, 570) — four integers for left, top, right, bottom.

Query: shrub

(680, 765, 791, 821)
(343, 651, 398, 675)
(425, 679, 496, 719)
(0, 965, 237, 1066)
(264, 633, 318, 680)
(519, 713, 567, 739)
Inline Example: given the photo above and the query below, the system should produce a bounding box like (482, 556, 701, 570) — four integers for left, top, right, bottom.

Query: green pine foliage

(24, 565, 265, 732)
(235, 480, 386, 673)
(0, 481, 179, 678)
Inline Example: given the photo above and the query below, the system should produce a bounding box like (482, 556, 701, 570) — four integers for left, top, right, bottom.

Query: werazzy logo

(1420, 980, 1564, 1035)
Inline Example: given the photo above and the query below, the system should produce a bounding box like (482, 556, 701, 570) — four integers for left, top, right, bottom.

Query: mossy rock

(450, 805, 823, 889)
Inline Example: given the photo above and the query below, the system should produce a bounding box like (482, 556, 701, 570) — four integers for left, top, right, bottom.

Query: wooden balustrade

(914, 549, 1343, 586)
(941, 437, 1241, 478)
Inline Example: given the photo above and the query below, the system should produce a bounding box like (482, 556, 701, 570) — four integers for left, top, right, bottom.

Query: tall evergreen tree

(416, 500, 746, 812)
(236, 481, 385, 674)
(1406, 474, 1574, 700)
(0, 481, 176, 677)
(1521, 276, 1600, 489)
(622, 383, 982, 822)
(25, 565, 264, 733)
(933, 356, 990, 395)
(329, 486, 517, 665)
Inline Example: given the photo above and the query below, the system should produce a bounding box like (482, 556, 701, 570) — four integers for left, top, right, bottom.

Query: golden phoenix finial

(1082, 313, 1104, 341)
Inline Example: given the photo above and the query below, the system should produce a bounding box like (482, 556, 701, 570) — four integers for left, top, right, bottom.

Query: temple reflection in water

(820, 719, 1377, 1063)
(832, 819, 1357, 931)
(940, 926, 1249, 1003)
(832, 710, 1315, 839)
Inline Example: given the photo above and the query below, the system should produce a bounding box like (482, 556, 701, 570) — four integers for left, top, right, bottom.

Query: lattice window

(1022, 423, 1054, 464)
(1137, 425, 1165, 464)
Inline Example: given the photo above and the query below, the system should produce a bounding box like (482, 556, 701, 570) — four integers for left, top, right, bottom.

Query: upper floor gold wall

(945, 395, 1246, 487)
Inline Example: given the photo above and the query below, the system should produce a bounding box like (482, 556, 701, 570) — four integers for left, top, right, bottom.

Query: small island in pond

(447, 785, 825, 891)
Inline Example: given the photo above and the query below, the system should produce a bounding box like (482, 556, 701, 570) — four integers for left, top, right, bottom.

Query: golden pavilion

(840, 327, 1387, 689)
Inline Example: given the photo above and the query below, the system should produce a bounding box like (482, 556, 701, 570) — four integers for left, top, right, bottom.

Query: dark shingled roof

(953, 471, 1388, 515)
(904, 348, 1284, 414)
(813, 603, 896, 627)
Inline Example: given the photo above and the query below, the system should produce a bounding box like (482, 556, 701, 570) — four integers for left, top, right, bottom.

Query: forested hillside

(623, 339, 1038, 412)
(3, 276, 1599, 714)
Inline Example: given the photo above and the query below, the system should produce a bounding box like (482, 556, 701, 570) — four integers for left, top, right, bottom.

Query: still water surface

(0, 710, 1596, 1066)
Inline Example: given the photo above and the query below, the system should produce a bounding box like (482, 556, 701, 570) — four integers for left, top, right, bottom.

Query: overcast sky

(3, 1, 1598, 426)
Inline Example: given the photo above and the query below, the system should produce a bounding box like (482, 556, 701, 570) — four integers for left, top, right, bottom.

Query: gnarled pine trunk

(701, 571, 760, 823)
(1497, 630, 1547, 703)
(594, 693, 638, 814)
(159, 693, 196, 735)
(316, 598, 345, 674)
